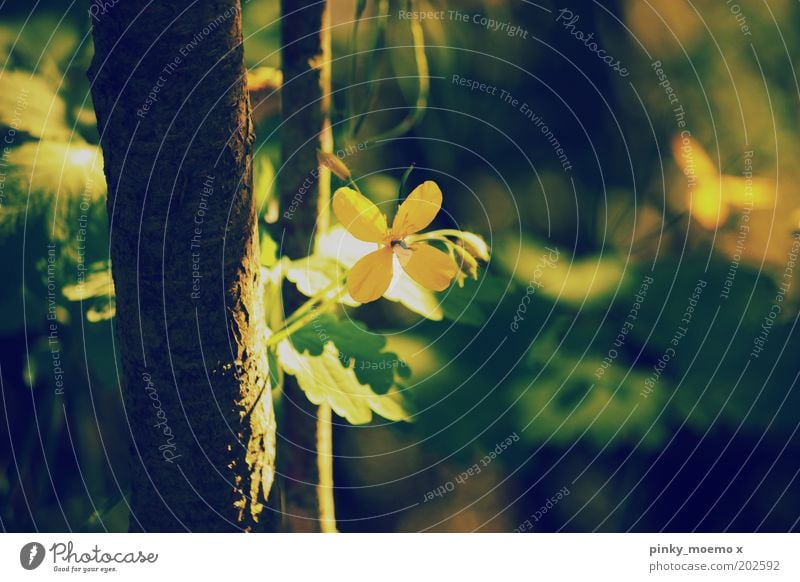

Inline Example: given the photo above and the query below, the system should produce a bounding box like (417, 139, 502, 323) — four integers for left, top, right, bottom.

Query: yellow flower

(332, 181, 458, 303)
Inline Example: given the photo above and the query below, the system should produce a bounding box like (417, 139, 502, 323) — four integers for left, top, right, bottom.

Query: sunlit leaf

(499, 237, 628, 308)
(285, 254, 359, 306)
(0, 71, 71, 140)
(260, 232, 278, 267)
(276, 340, 409, 424)
(253, 151, 277, 221)
(288, 312, 405, 395)
(62, 265, 116, 322)
(1, 141, 106, 244)
(7, 141, 105, 202)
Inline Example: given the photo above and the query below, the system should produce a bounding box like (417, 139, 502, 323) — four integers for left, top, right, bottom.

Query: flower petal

(400, 242, 457, 292)
(332, 187, 387, 243)
(391, 181, 442, 236)
(347, 246, 394, 303)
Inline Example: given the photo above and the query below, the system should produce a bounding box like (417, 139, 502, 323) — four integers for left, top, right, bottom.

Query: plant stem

(267, 285, 346, 348)
(281, 279, 340, 327)
(317, 403, 337, 532)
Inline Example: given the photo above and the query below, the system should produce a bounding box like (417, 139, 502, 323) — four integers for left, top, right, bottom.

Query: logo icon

(20, 542, 45, 570)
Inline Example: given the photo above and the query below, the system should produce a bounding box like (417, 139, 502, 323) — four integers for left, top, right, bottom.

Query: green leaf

(276, 340, 410, 424)
(253, 151, 275, 219)
(438, 272, 507, 326)
(260, 232, 278, 267)
(62, 263, 116, 322)
(5, 141, 106, 205)
(285, 254, 359, 306)
(1, 141, 107, 246)
(0, 71, 71, 140)
(267, 348, 281, 395)
(498, 237, 629, 308)
(288, 312, 405, 394)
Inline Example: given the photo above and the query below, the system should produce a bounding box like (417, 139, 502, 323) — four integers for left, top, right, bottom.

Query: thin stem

(317, 403, 338, 533)
(282, 278, 340, 328)
(421, 228, 464, 238)
(315, 1, 338, 535)
(267, 286, 345, 348)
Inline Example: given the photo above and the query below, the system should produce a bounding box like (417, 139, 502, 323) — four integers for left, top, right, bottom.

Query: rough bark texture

(276, 0, 330, 532)
(88, 0, 276, 531)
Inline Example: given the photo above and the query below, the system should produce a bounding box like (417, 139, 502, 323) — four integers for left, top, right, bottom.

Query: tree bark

(88, 0, 276, 531)
(277, 0, 333, 532)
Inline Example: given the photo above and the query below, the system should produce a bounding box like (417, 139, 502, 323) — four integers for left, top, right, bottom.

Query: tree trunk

(277, 0, 334, 532)
(88, 0, 276, 531)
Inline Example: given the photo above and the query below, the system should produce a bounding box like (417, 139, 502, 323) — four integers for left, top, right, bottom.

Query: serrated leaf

(285, 254, 359, 306)
(276, 340, 409, 424)
(287, 313, 402, 394)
